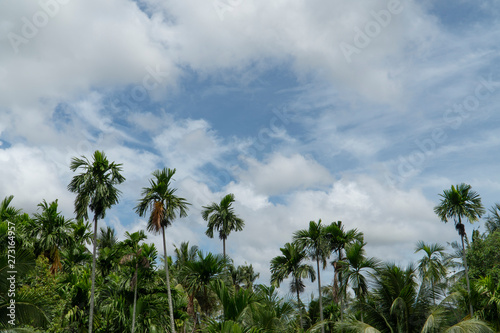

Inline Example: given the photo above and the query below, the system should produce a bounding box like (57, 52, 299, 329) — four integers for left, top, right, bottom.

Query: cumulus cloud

(238, 153, 333, 196)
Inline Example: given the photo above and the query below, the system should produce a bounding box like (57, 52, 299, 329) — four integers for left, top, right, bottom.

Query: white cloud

(152, 118, 232, 179)
(0, 0, 176, 109)
(238, 153, 333, 196)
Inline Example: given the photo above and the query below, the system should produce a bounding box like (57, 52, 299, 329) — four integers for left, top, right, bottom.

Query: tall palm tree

(270, 242, 316, 329)
(414, 241, 447, 306)
(202, 193, 244, 258)
(67, 150, 125, 333)
(29, 199, 72, 274)
(293, 219, 329, 333)
(325, 221, 363, 320)
(119, 230, 149, 333)
(341, 241, 380, 322)
(135, 168, 190, 333)
(434, 183, 485, 317)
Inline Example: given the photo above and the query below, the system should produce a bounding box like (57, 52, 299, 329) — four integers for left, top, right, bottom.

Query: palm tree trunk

(223, 238, 226, 258)
(296, 277, 303, 329)
(461, 232, 473, 317)
(316, 257, 324, 333)
(89, 214, 98, 333)
(163, 226, 176, 333)
(132, 269, 138, 333)
(337, 251, 345, 321)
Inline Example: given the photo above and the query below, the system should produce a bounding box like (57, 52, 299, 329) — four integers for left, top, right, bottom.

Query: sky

(1, 0, 499, 298)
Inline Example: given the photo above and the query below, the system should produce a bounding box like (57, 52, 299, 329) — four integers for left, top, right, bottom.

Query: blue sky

(0, 0, 499, 296)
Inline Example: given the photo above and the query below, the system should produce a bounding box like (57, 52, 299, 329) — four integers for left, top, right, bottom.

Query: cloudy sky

(1, 0, 499, 296)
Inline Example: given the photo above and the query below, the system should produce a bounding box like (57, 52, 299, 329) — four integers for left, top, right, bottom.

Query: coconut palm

(434, 183, 485, 317)
(67, 150, 125, 333)
(119, 230, 149, 333)
(202, 193, 244, 258)
(135, 167, 190, 333)
(270, 242, 316, 328)
(415, 241, 447, 306)
(293, 219, 330, 333)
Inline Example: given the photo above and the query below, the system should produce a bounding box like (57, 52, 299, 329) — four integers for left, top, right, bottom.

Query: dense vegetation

(1, 151, 500, 332)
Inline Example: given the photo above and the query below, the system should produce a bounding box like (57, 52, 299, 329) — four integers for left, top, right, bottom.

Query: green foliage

(6, 176, 500, 333)
(468, 231, 500, 283)
(202, 193, 244, 257)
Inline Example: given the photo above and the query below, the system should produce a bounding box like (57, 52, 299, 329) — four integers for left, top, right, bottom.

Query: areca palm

(29, 199, 72, 274)
(202, 193, 244, 257)
(135, 167, 190, 333)
(0, 195, 21, 222)
(293, 219, 329, 333)
(252, 284, 296, 332)
(174, 241, 199, 271)
(434, 183, 485, 317)
(119, 230, 149, 333)
(270, 242, 315, 328)
(415, 241, 447, 306)
(342, 241, 380, 322)
(485, 203, 500, 234)
(325, 221, 363, 319)
(67, 150, 125, 333)
(180, 251, 228, 322)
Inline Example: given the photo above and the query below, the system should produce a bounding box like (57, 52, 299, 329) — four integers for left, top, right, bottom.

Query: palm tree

(252, 284, 296, 332)
(341, 241, 380, 322)
(293, 219, 330, 333)
(202, 193, 244, 257)
(29, 199, 72, 274)
(0, 195, 21, 222)
(180, 251, 228, 323)
(135, 168, 190, 333)
(67, 150, 125, 333)
(485, 203, 500, 234)
(415, 241, 447, 306)
(270, 242, 316, 329)
(119, 230, 149, 333)
(173, 241, 199, 271)
(434, 183, 485, 317)
(325, 221, 363, 319)
(241, 264, 260, 290)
